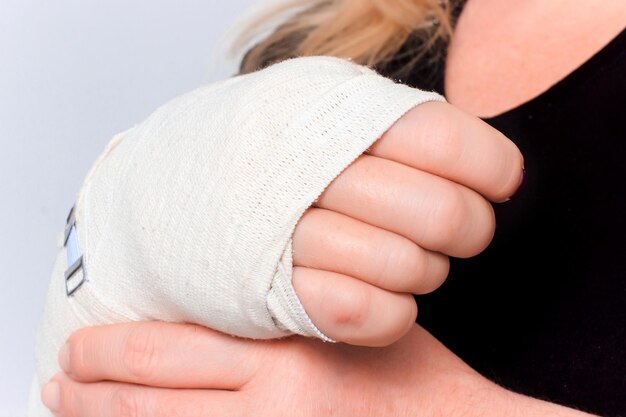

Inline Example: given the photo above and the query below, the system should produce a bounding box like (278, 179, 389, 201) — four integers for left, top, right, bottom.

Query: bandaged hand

(29, 55, 523, 416)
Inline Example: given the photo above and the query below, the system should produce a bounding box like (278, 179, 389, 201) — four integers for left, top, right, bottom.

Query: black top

(378, 19, 626, 417)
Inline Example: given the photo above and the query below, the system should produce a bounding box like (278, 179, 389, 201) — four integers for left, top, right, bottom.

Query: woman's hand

(40, 321, 507, 417)
(292, 101, 525, 346)
(41, 321, 594, 417)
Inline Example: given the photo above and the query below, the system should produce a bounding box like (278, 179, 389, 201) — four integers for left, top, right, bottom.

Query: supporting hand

(41, 321, 593, 417)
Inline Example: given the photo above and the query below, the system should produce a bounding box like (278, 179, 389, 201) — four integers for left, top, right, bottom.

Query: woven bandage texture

(26, 55, 444, 417)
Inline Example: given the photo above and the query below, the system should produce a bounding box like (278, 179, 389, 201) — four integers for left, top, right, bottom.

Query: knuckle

(328, 284, 371, 330)
(399, 241, 428, 280)
(375, 238, 399, 284)
(380, 237, 426, 290)
(424, 186, 467, 250)
(112, 388, 148, 417)
(121, 326, 161, 380)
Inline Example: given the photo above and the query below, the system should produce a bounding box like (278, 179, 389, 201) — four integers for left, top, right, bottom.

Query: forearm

(503, 390, 598, 417)
(417, 370, 598, 417)
(393, 326, 597, 417)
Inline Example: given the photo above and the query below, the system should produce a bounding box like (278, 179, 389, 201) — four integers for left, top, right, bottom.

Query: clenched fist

(291, 101, 524, 346)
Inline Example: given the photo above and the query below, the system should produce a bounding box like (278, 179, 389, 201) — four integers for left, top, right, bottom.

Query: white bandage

(26, 55, 445, 416)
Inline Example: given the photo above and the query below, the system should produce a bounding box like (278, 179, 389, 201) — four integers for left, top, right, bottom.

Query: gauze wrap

(25, 55, 445, 416)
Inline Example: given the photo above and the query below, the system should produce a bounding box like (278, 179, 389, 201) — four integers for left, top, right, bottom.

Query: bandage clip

(63, 205, 86, 297)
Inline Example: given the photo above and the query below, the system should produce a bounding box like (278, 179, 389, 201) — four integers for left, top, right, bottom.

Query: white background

(0, 1, 260, 414)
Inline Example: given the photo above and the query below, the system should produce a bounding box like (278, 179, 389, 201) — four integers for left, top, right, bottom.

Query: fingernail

(41, 380, 61, 412)
(59, 342, 71, 373)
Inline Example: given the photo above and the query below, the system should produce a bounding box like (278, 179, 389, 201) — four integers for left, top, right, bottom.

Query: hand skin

(290, 101, 525, 347)
(41, 321, 595, 417)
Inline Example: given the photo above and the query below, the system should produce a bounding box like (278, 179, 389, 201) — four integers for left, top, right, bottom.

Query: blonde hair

(230, 0, 456, 77)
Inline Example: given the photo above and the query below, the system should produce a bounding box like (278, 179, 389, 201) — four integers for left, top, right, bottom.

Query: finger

(293, 207, 450, 294)
(292, 266, 418, 347)
(42, 372, 244, 417)
(315, 154, 496, 258)
(366, 101, 525, 202)
(59, 321, 261, 389)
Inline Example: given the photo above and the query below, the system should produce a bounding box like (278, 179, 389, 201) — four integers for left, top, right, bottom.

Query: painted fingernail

(41, 380, 61, 412)
(59, 342, 70, 373)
